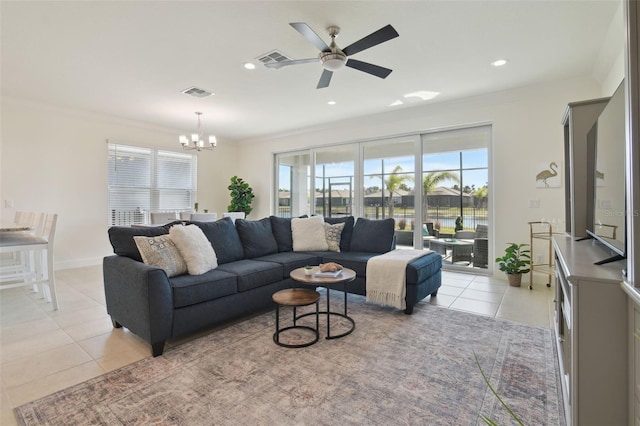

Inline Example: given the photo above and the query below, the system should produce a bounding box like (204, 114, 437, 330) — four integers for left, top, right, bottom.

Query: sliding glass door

(422, 126, 490, 269)
(274, 125, 491, 271)
(363, 137, 418, 247)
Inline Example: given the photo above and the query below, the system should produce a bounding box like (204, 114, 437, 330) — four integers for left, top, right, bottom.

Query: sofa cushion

(235, 218, 278, 259)
(350, 218, 395, 254)
(133, 235, 187, 277)
(406, 251, 443, 285)
(270, 215, 310, 252)
(253, 252, 320, 277)
(324, 222, 345, 252)
(324, 216, 355, 252)
(270, 216, 293, 252)
(108, 226, 168, 262)
(169, 224, 218, 275)
(292, 216, 329, 251)
(315, 251, 381, 277)
(192, 217, 245, 264)
(169, 269, 238, 308)
(216, 259, 283, 292)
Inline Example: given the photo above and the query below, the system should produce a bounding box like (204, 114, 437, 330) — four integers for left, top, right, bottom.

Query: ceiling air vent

(182, 86, 214, 98)
(257, 50, 293, 67)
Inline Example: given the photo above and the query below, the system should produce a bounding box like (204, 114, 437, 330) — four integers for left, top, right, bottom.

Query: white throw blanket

(366, 249, 428, 310)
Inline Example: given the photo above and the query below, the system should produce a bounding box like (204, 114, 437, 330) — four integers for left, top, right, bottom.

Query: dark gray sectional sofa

(103, 216, 442, 356)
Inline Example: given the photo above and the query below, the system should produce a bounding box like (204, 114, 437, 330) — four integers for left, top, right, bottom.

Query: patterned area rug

(15, 293, 564, 425)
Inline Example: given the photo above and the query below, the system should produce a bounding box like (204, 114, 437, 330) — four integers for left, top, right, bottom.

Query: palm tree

(385, 165, 413, 219)
(422, 171, 460, 222)
(473, 185, 488, 208)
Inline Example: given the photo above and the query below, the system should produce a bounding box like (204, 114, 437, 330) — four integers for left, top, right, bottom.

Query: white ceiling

(0, 1, 621, 142)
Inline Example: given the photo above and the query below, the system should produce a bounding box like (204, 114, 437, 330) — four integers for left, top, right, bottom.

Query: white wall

(0, 97, 237, 269)
(1, 80, 624, 276)
(236, 77, 605, 280)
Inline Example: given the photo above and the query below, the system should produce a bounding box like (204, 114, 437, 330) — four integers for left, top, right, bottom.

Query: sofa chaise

(103, 215, 442, 356)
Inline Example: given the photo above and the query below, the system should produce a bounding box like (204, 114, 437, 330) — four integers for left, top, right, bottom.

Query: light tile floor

(0, 265, 556, 424)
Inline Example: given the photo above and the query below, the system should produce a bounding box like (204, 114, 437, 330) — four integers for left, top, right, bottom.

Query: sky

(279, 148, 488, 191)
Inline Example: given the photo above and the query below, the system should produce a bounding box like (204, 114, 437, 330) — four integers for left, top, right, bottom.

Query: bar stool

(272, 288, 320, 348)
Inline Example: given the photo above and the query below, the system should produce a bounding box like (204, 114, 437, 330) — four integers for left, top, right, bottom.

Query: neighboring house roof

(427, 187, 472, 198)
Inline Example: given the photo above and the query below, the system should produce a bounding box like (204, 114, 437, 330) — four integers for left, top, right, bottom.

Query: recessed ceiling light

(403, 91, 440, 101)
(491, 59, 507, 67)
(243, 62, 256, 70)
(328, 101, 336, 105)
(389, 100, 403, 106)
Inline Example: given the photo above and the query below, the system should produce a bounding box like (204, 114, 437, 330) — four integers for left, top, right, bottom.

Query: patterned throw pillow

(169, 224, 218, 275)
(324, 222, 345, 252)
(133, 235, 187, 277)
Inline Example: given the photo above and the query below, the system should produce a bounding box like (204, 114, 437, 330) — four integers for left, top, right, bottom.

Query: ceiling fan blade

(264, 58, 318, 69)
(345, 59, 393, 79)
(290, 22, 330, 52)
(342, 24, 399, 57)
(316, 69, 333, 89)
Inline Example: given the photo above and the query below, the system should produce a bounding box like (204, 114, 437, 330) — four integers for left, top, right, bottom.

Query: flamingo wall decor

(535, 161, 561, 188)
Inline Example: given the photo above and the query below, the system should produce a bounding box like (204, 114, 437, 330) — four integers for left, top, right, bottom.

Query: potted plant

(455, 216, 463, 232)
(495, 243, 531, 287)
(227, 176, 254, 217)
(304, 265, 313, 276)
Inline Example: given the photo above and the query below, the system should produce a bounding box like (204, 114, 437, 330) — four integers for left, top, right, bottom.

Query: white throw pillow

(134, 235, 187, 277)
(169, 224, 218, 275)
(292, 216, 329, 251)
(324, 222, 345, 252)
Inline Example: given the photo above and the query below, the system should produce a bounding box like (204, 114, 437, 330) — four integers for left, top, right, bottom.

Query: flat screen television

(586, 79, 626, 265)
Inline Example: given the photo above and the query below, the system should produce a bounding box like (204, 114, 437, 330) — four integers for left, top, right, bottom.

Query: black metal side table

(289, 267, 356, 339)
(272, 288, 320, 348)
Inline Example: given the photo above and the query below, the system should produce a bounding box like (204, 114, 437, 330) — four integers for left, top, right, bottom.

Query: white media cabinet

(553, 236, 627, 425)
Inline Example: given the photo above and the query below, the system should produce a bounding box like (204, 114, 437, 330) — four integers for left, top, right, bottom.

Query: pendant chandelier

(179, 112, 217, 151)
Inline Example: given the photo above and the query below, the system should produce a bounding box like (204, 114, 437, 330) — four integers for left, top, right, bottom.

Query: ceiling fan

(265, 23, 399, 89)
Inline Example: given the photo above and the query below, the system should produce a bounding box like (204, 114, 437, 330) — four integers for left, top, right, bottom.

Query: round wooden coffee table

(272, 288, 320, 348)
(290, 266, 356, 339)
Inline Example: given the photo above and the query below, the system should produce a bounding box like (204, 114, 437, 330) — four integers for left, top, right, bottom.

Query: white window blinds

(107, 142, 197, 225)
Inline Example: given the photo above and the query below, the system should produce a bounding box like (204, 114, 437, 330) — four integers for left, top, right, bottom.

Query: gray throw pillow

(349, 217, 395, 253)
(324, 222, 345, 252)
(133, 235, 187, 277)
(324, 216, 355, 252)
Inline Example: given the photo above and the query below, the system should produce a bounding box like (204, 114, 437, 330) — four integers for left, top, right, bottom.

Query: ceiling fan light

(319, 52, 346, 71)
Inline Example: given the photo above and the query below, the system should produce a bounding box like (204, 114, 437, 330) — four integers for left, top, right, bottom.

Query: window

(275, 151, 311, 218)
(363, 138, 417, 223)
(315, 146, 357, 218)
(107, 142, 197, 225)
(422, 126, 490, 235)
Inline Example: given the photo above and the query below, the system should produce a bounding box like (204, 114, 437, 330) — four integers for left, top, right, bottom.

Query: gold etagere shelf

(528, 221, 557, 290)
